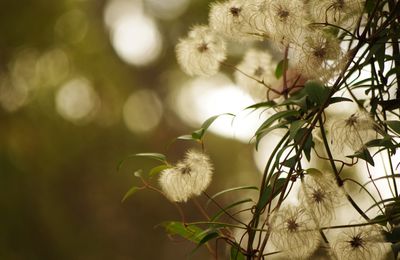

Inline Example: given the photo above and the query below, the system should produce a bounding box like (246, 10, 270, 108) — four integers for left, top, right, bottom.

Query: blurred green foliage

(0, 0, 260, 259)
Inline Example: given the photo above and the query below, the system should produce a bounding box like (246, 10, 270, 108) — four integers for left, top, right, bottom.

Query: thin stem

(318, 116, 370, 220)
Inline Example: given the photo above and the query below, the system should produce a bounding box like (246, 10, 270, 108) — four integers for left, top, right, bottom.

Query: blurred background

(0, 0, 264, 259)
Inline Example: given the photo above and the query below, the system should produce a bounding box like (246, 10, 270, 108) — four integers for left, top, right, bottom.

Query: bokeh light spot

(171, 74, 263, 142)
(123, 89, 163, 134)
(55, 9, 88, 44)
(0, 74, 29, 112)
(110, 14, 162, 66)
(56, 77, 99, 123)
(36, 48, 70, 87)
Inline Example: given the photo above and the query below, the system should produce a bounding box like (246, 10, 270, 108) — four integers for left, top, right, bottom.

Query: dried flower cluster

(158, 0, 398, 259)
(175, 0, 364, 100)
(158, 150, 213, 202)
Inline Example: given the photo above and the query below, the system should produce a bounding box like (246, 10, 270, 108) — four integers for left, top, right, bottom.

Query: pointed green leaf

(275, 59, 289, 79)
(211, 199, 253, 221)
(160, 222, 205, 244)
(347, 148, 375, 166)
(255, 110, 300, 137)
(201, 113, 235, 131)
(289, 120, 306, 139)
(303, 80, 329, 106)
(387, 121, 400, 135)
(207, 186, 258, 207)
(121, 186, 141, 202)
(281, 156, 297, 168)
(256, 178, 287, 211)
(149, 165, 171, 177)
(328, 97, 353, 105)
(230, 244, 246, 260)
(117, 153, 167, 171)
(245, 101, 276, 110)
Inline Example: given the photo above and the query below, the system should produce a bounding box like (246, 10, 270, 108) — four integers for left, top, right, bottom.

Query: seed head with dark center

(345, 114, 359, 127)
(313, 46, 327, 59)
(333, 0, 345, 10)
(197, 42, 209, 53)
(349, 234, 365, 249)
(286, 218, 299, 232)
(312, 188, 326, 204)
(254, 67, 265, 77)
(180, 165, 192, 175)
(230, 7, 241, 17)
(277, 7, 290, 21)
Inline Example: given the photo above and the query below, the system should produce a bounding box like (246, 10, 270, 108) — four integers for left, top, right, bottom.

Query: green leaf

(230, 244, 246, 260)
(275, 59, 289, 79)
(201, 113, 235, 132)
(245, 101, 276, 110)
(328, 97, 353, 105)
(303, 131, 314, 161)
(255, 121, 289, 149)
(305, 168, 324, 177)
(392, 242, 400, 259)
(379, 100, 400, 111)
(149, 165, 171, 177)
(281, 156, 297, 168)
(280, 95, 308, 110)
(371, 214, 387, 226)
(160, 222, 205, 244)
(385, 202, 400, 226)
(192, 129, 205, 140)
(255, 110, 300, 137)
(364, 0, 377, 13)
(303, 80, 329, 106)
(117, 153, 167, 171)
(256, 178, 287, 211)
(177, 134, 197, 141)
(387, 121, 400, 135)
(385, 226, 400, 243)
(121, 186, 141, 202)
(366, 197, 400, 212)
(211, 199, 253, 221)
(206, 186, 258, 207)
(289, 120, 306, 139)
(347, 148, 375, 166)
(134, 153, 166, 162)
(198, 231, 219, 245)
(254, 110, 299, 149)
(293, 128, 314, 161)
(187, 113, 235, 141)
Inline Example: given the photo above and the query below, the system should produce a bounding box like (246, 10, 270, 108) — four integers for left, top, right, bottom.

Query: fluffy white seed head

(291, 29, 344, 81)
(333, 225, 389, 260)
(182, 149, 213, 195)
(209, 0, 256, 41)
(243, 0, 272, 37)
(235, 49, 277, 101)
(306, 0, 365, 30)
(264, 0, 308, 47)
(176, 25, 227, 76)
(299, 172, 343, 226)
(270, 205, 320, 259)
(158, 150, 213, 202)
(331, 111, 378, 153)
